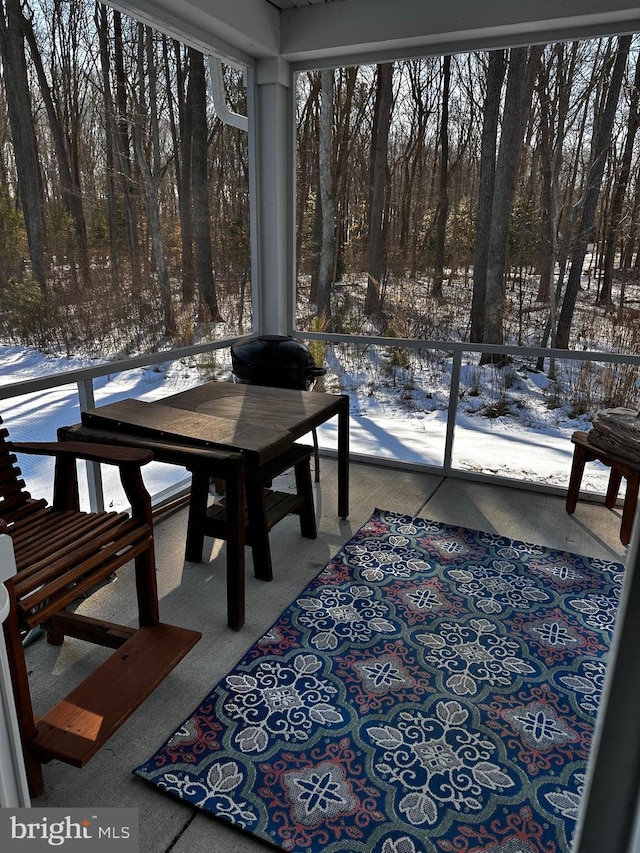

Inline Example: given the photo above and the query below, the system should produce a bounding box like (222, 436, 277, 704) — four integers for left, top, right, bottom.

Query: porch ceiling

(107, 0, 640, 68)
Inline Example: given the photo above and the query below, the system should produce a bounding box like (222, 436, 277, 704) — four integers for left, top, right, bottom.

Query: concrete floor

(26, 457, 628, 852)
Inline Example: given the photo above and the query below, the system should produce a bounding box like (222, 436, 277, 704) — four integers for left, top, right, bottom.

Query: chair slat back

(0, 420, 38, 523)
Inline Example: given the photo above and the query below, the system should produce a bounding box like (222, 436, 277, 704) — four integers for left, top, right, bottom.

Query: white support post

(0, 535, 30, 807)
(444, 349, 461, 473)
(77, 379, 104, 513)
(248, 56, 295, 336)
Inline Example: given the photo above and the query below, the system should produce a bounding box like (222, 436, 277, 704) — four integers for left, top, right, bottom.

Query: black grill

(231, 335, 326, 391)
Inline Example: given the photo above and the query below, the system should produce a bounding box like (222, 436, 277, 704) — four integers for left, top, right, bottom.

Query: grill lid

(231, 335, 325, 383)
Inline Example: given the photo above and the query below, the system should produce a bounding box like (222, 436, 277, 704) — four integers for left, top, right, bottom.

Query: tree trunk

(0, 0, 46, 292)
(172, 39, 195, 305)
(187, 48, 222, 323)
(432, 54, 451, 300)
(621, 171, 640, 270)
(316, 69, 335, 323)
(548, 54, 594, 356)
(366, 63, 393, 317)
(536, 42, 582, 376)
(20, 7, 91, 289)
(113, 9, 142, 288)
(333, 68, 361, 290)
(536, 42, 578, 316)
(470, 50, 505, 342)
(133, 23, 175, 336)
(556, 35, 632, 349)
(599, 48, 640, 306)
(481, 46, 542, 360)
(95, 2, 119, 286)
(536, 55, 556, 303)
(297, 73, 321, 300)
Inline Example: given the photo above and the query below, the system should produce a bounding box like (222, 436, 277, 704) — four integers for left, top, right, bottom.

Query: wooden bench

(188, 442, 317, 582)
(0, 418, 201, 796)
(566, 430, 640, 545)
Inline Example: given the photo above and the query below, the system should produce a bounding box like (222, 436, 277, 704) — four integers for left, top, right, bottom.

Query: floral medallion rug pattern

(134, 509, 623, 853)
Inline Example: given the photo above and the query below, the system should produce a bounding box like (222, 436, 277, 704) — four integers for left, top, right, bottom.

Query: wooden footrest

(205, 490, 306, 543)
(32, 622, 201, 767)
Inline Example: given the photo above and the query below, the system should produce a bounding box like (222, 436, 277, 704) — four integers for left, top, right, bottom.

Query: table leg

(245, 479, 273, 582)
(224, 455, 245, 630)
(185, 471, 209, 563)
(338, 396, 350, 519)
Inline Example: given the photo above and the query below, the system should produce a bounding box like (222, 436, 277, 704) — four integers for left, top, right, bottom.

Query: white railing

(305, 331, 640, 470)
(0, 336, 247, 512)
(1, 332, 639, 510)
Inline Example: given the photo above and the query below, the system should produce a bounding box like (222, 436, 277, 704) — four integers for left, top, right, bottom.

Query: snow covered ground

(0, 343, 610, 512)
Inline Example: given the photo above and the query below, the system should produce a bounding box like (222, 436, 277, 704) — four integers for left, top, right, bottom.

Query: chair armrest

(9, 441, 153, 467)
(9, 441, 154, 519)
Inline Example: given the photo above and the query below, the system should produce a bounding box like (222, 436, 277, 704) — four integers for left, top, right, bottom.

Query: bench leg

(621, 473, 640, 546)
(134, 545, 160, 627)
(566, 444, 588, 515)
(605, 468, 623, 509)
(295, 457, 317, 539)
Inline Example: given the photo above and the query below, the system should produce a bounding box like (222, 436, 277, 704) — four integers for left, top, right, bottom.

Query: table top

(81, 382, 347, 466)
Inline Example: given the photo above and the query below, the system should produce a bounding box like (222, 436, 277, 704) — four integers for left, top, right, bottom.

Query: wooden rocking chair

(0, 416, 201, 796)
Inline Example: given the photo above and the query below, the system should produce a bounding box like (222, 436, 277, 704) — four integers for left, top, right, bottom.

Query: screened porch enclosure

(3, 1, 640, 851)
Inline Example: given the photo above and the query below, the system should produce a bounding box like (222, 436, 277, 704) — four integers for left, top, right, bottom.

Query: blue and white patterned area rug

(134, 509, 623, 853)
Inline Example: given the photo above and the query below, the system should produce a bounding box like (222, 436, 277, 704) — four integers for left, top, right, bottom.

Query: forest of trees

(0, 0, 250, 355)
(296, 37, 640, 360)
(0, 0, 639, 363)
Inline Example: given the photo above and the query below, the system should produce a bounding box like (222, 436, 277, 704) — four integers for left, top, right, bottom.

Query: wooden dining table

(59, 381, 350, 630)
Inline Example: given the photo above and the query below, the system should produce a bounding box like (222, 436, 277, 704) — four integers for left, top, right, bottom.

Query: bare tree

(599, 47, 640, 306)
(169, 39, 195, 304)
(533, 43, 582, 370)
(297, 72, 321, 300)
(621, 168, 640, 270)
(470, 50, 505, 342)
(187, 48, 222, 323)
(113, 9, 142, 287)
(365, 62, 393, 318)
(432, 54, 451, 300)
(95, 2, 120, 286)
(0, 0, 46, 291)
(333, 68, 364, 286)
(395, 60, 437, 278)
(544, 42, 605, 355)
(316, 69, 335, 322)
(21, 3, 90, 289)
(480, 45, 543, 360)
(132, 23, 175, 336)
(536, 43, 578, 305)
(556, 35, 632, 348)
